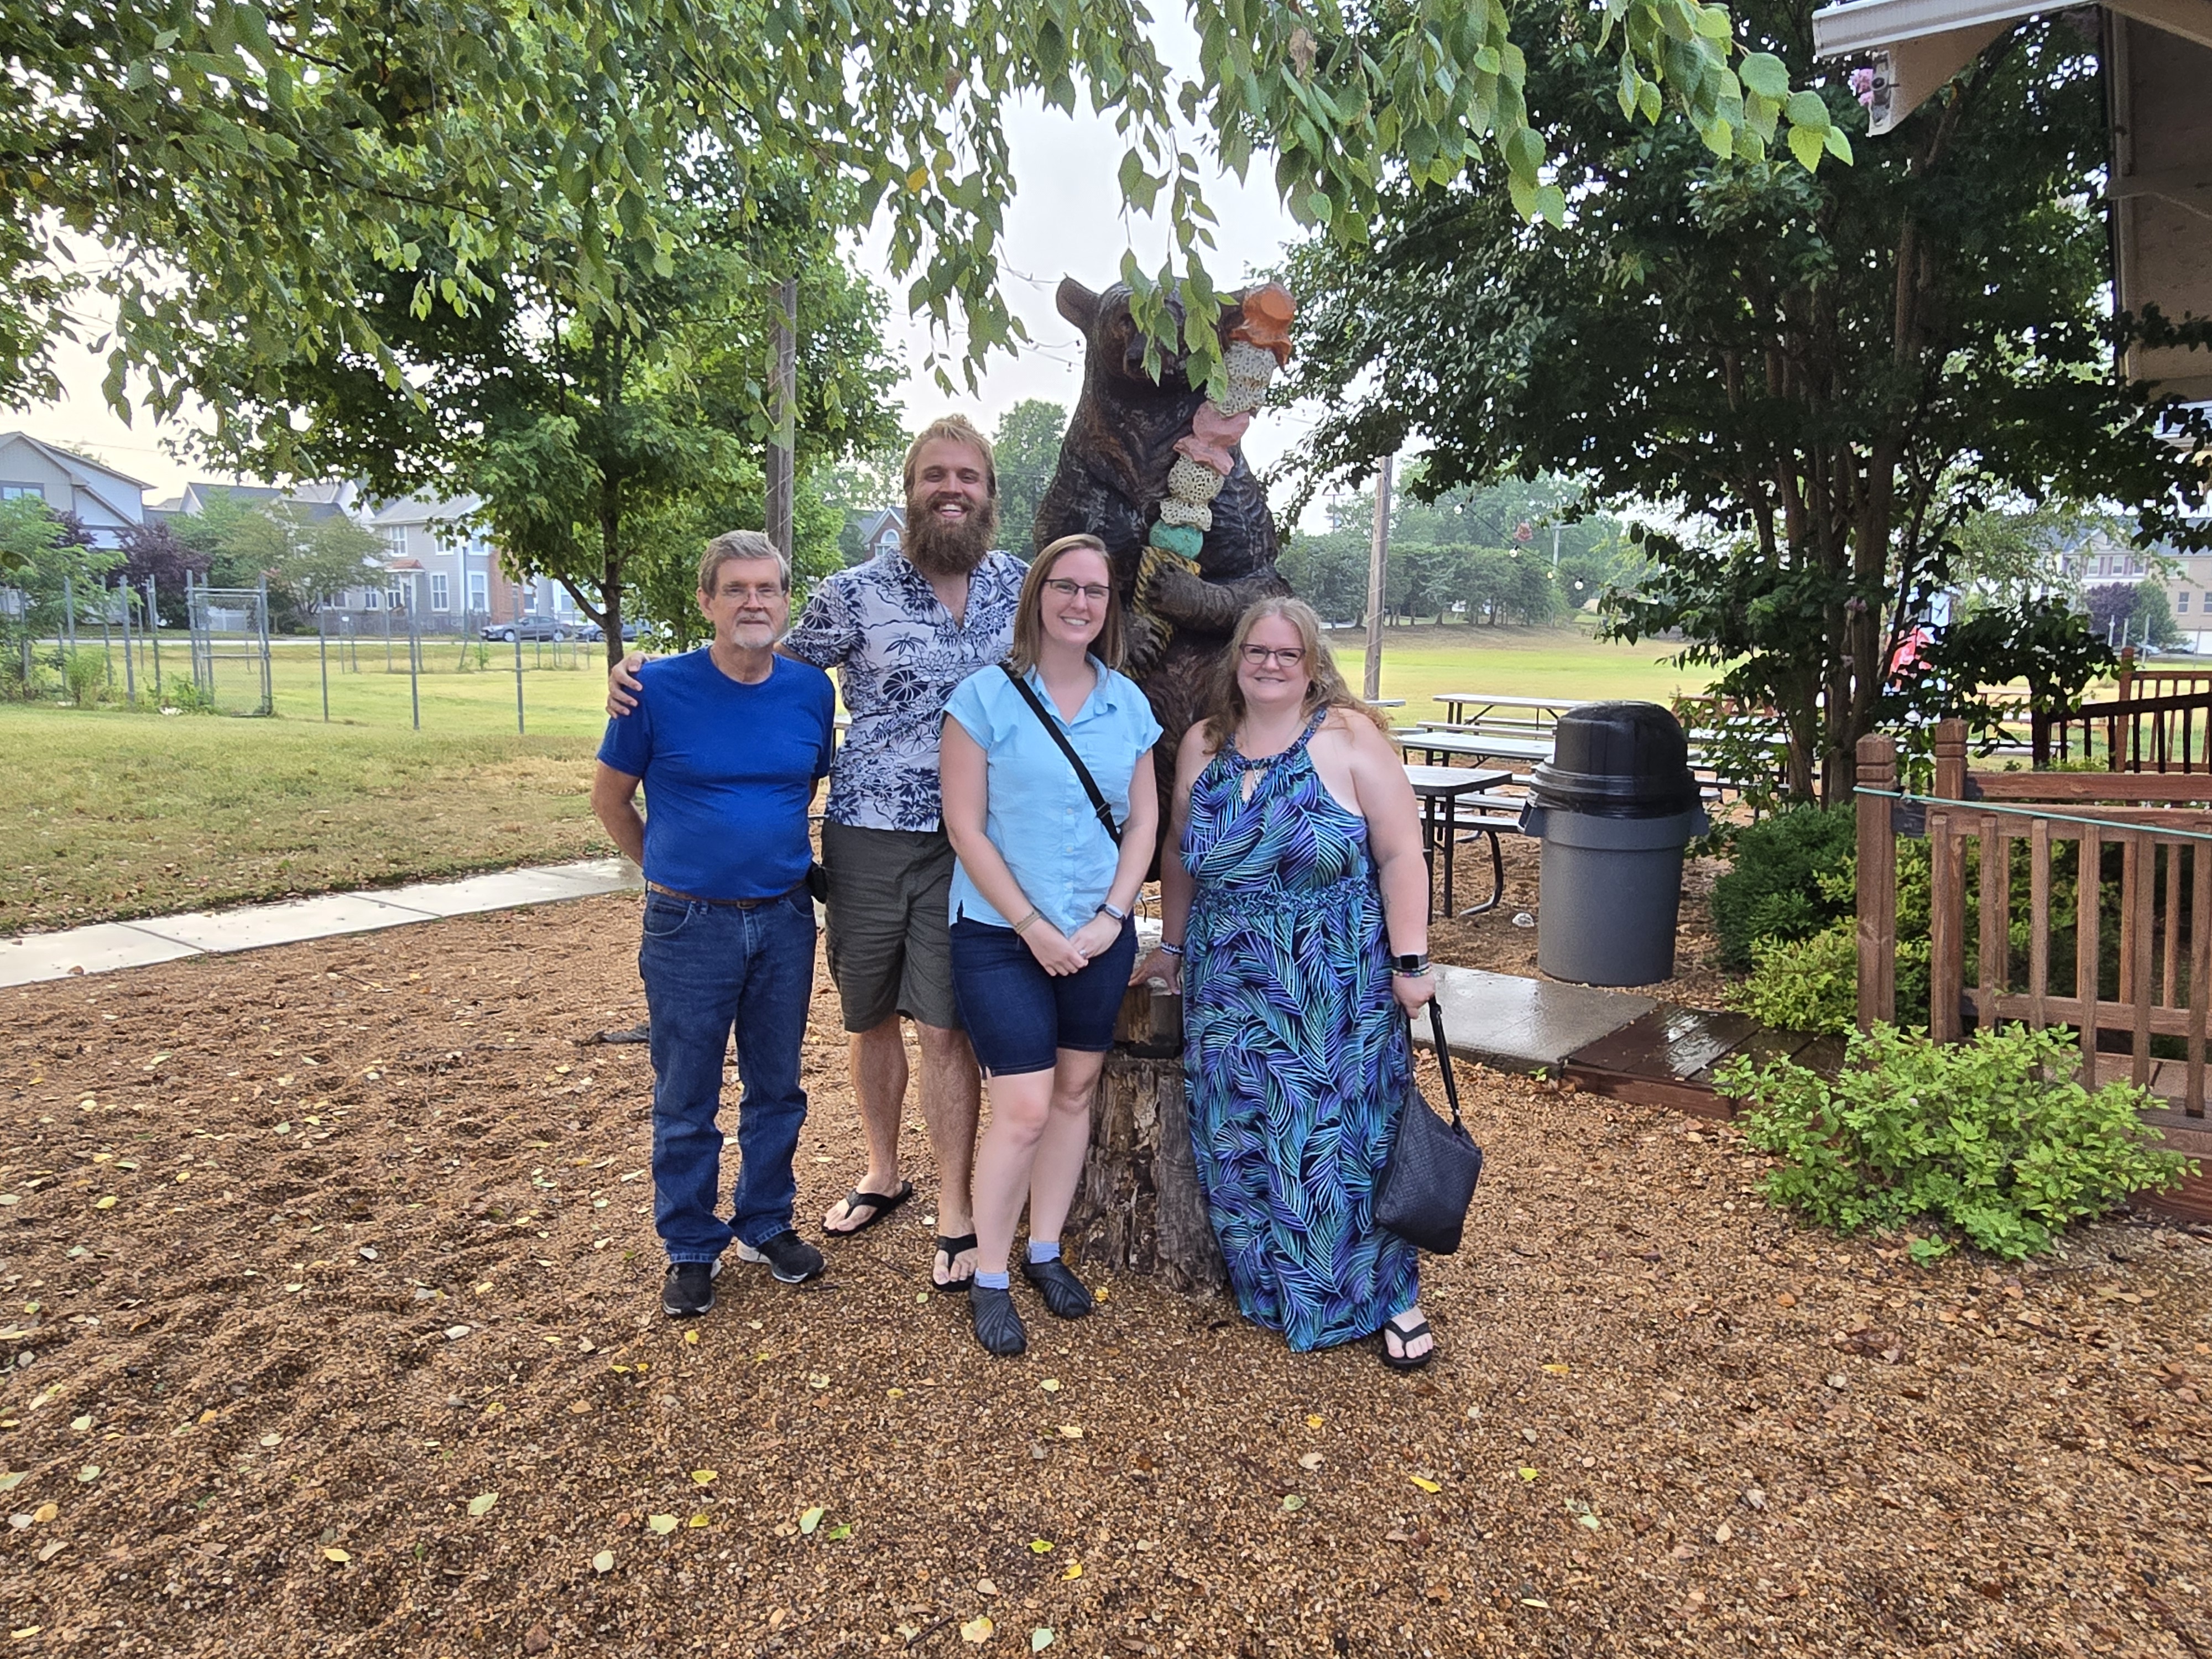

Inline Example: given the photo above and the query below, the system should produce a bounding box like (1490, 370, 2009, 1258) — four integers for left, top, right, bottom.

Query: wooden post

(2078, 823, 2103, 1081)
(1066, 982, 1226, 1294)
(1362, 455, 1392, 703)
(1855, 733, 1897, 1030)
(765, 277, 798, 563)
(1929, 719, 1968, 1042)
(2117, 645, 2137, 703)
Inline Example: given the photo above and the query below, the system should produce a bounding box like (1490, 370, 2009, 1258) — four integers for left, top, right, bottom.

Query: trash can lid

(1528, 700, 1702, 818)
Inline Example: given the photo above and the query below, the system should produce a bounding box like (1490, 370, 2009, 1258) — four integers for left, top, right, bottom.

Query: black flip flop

(1377, 1313, 1437, 1373)
(821, 1180, 914, 1237)
(933, 1233, 979, 1293)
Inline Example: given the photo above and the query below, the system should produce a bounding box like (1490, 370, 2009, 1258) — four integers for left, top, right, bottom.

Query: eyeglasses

(1043, 578, 1112, 603)
(1240, 644, 1307, 667)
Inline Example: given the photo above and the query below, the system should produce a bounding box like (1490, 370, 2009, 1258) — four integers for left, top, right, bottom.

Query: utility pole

(765, 278, 798, 562)
(1362, 455, 1394, 702)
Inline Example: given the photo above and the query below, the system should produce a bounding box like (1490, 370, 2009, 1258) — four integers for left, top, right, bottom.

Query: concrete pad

(529, 857, 642, 894)
(379, 865, 635, 919)
(133, 893, 443, 953)
(0, 924, 204, 988)
(1416, 963, 1656, 1073)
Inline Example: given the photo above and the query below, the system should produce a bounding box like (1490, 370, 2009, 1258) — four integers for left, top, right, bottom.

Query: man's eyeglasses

(1044, 578, 1112, 603)
(1240, 644, 1307, 667)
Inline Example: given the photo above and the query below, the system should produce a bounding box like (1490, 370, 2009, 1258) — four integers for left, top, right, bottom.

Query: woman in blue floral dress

(1135, 598, 1442, 1368)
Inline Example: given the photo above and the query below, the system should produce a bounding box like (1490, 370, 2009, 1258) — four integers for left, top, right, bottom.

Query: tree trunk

(1063, 981, 1226, 1296)
(599, 482, 624, 670)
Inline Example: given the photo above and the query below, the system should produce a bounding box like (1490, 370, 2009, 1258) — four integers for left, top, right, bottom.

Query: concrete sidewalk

(1, 858, 641, 989)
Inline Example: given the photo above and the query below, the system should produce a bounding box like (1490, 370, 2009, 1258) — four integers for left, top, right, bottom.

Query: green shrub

(1719, 1021, 2195, 1261)
(1709, 803, 1857, 968)
(1735, 926, 1858, 1034)
(159, 679, 220, 714)
(60, 649, 109, 707)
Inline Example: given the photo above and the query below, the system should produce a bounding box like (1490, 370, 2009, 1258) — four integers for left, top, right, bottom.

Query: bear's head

(1056, 276, 1254, 397)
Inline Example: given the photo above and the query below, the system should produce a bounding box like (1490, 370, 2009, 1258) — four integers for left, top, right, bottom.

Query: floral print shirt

(782, 547, 1027, 832)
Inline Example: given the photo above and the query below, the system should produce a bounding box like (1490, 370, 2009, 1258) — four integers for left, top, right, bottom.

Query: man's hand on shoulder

(606, 650, 650, 718)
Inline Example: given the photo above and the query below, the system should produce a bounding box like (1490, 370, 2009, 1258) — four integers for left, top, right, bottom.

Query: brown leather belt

(645, 879, 804, 909)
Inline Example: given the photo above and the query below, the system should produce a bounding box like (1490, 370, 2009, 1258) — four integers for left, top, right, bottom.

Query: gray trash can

(1518, 702, 1709, 987)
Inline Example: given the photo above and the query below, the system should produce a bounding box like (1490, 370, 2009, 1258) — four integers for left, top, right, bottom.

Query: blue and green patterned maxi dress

(1181, 711, 1419, 1350)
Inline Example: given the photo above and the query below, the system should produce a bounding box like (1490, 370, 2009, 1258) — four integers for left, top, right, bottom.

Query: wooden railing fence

(1856, 718, 2212, 1115)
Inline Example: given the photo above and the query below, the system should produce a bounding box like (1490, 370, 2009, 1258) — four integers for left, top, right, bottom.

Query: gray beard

(904, 493, 999, 576)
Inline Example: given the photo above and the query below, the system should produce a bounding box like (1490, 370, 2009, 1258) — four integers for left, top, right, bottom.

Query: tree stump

(1064, 980, 1226, 1295)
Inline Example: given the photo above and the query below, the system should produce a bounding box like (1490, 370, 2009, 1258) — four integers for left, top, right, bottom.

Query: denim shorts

(948, 914, 1138, 1077)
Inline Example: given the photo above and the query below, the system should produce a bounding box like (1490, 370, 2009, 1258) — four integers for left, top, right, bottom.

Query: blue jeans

(639, 888, 815, 1263)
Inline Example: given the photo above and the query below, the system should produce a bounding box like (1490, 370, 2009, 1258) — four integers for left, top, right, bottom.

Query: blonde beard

(903, 494, 999, 576)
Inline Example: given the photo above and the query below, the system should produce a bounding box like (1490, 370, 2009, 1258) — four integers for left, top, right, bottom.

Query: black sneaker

(735, 1229, 826, 1285)
(662, 1259, 721, 1318)
(1021, 1256, 1094, 1320)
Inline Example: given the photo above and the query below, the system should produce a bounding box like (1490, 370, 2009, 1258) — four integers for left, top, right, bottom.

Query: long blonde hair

(1005, 535, 1125, 675)
(1203, 596, 1391, 752)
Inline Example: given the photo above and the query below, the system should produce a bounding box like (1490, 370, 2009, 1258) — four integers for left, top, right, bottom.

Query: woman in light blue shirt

(940, 534, 1161, 1358)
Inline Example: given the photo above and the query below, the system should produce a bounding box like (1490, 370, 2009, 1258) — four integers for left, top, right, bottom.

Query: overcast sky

(12, 66, 1330, 515)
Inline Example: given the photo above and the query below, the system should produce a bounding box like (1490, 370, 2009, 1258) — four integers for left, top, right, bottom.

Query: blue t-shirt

(597, 650, 834, 901)
(942, 659, 1162, 933)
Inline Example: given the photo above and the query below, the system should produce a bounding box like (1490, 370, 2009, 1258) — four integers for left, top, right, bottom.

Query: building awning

(1812, 0, 2212, 402)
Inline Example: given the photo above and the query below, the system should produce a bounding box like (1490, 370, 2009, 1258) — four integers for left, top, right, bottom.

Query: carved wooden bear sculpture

(1034, 276, 1292, 855)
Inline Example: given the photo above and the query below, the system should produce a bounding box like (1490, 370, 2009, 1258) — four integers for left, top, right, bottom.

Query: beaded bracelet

(1157, 941, 1185, 958)
(1012, 908, 1044, 935)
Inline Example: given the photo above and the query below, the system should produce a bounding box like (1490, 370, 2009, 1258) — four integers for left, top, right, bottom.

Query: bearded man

(607, 415, 1024, 1292)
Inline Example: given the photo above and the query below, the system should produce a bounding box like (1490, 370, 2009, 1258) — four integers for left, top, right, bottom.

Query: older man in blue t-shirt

(593, 531, 836, 1318)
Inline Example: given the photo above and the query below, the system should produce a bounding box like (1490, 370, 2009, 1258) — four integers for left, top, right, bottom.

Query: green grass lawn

(7, 623, 1714, 934)
(1350, 619, 1704, 710)
(2, 707, 611, 934)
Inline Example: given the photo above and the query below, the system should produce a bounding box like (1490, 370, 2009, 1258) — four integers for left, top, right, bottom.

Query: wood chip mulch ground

(2, 893, 2210, 1657)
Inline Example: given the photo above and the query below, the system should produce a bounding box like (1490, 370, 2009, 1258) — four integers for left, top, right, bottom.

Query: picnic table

(1431, 692, 1591, 726)
(1403, 764, 1513, 918)
(1397, 728, 1556, 768)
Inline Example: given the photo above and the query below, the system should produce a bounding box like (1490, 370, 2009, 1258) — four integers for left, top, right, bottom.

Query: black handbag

(1374, 1000, 1484, 1254)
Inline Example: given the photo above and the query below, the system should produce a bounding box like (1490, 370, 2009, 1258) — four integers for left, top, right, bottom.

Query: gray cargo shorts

(819, 820, 962, 1033)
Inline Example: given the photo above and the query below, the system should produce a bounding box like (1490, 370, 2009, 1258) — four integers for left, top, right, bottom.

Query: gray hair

(698, 530, 790, 594)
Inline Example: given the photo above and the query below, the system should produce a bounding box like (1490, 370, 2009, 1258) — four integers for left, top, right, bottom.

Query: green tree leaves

(3, 0, 1850, 419)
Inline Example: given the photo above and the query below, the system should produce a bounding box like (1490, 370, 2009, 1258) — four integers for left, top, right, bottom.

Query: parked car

(480, 616, 573, 643)
(573, 619, 643, 643)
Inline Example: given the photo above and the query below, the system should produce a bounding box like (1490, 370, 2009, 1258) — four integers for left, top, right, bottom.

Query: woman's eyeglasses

(1239, 645, 1307, 667)
(1043, 578, 1112, 602)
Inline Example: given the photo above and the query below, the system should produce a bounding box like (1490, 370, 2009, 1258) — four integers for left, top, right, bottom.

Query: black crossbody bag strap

(1001, 665, 1121, 846)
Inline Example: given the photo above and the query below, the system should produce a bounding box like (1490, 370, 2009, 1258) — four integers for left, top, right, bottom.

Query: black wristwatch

(1390, 953, 1432, 977)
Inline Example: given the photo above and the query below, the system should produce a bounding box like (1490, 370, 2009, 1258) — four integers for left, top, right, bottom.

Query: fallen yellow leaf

(1518, 1468, 1541, 1482)
(1410, 1475, 1441, 1494)
(30, 1504, 55, 1524)
(592, 1550, 615, 1573)
(1029, 1538, 1053, 1553)
(691, 1469, 718, 1485)
(467, 1493, 498, 1517)
(92, 1197, 116, 1211)
(1039, 1379, 1061, 1393)
(1542, 1363, 1571, 1375)
(1061, 1561, 1083, 1581)
(1057, 1425, 1083, 1440)
(799, 1506, 825, 1536)
(684, 1329, 700, 1346)
(960, 1616, 994, 1645)
(647, 1514, 679, 1535)
(688, 1514, 712, 1528)
(323, 1548, 350, 1563)
(1306, 1414, 1324, 1429)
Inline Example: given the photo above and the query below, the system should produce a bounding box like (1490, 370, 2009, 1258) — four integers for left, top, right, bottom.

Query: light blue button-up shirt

(942, 659, 1163, 934)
